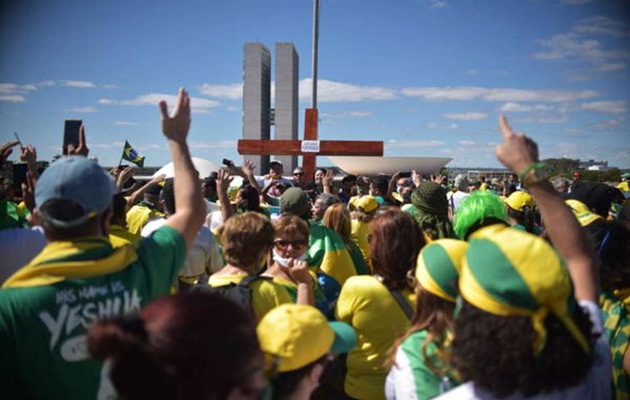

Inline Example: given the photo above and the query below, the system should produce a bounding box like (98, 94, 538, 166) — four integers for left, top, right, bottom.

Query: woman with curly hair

(336, 209, 426, 400)
(437, 117, 611, 399)
(385, 239, 468, 400)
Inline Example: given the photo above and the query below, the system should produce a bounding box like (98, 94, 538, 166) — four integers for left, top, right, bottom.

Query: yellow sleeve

(335, 276, 361, 324)
(251, 279, 293, 321)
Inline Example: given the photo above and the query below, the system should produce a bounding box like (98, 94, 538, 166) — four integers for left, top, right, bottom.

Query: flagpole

(118, 142, 125, 166)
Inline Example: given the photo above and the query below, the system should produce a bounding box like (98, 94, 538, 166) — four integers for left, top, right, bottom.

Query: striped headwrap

(415, 239, 468, 302)
(459, 224, 591, 356)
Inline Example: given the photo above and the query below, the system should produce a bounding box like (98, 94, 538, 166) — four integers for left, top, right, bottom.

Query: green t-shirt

(386, 330, 459, 400)
(0, 226, 186, 400)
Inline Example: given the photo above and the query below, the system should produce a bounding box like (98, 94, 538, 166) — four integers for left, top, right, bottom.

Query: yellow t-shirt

(336, 275, 415, 400)
(108, 224, 142, 248)
(617, 181, 629, 193)
(126, 204, 164, 235)
(208, 273, 292, 321)
(351, 220, 371, 266)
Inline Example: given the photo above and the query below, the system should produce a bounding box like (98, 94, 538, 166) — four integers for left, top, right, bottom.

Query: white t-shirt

(142, 218, 223, 277)
(447, 191, 470, 213)
(434, 301, 612, 400)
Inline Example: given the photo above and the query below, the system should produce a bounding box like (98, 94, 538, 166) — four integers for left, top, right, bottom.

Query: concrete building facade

(274, 43, 299, 170)
(243, 43, 271, 172)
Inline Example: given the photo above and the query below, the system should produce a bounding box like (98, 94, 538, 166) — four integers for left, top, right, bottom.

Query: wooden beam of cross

(238, 109, 384, 180)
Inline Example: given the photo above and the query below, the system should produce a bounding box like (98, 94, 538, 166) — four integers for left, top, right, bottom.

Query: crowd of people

(0, 88, 629, 400)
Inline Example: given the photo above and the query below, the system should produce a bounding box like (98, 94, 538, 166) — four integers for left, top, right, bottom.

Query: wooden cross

(238, 108, 384, 180)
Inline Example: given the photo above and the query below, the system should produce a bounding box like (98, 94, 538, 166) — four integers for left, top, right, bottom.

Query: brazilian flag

(122, 141, 145, 168)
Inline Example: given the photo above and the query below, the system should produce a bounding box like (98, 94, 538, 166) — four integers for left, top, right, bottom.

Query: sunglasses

(293, 172, 305, 176)
(274, 239, 308, 250)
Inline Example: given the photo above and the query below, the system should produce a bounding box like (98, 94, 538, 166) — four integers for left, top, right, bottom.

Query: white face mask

(272, 248, 307, 267)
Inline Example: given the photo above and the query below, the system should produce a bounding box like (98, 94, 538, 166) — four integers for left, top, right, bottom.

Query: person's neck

(263, 263, 294, 282)
(217, 263, 255, 276)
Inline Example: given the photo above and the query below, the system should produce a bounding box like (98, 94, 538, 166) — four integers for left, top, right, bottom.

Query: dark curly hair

(451, 299, 596, 398)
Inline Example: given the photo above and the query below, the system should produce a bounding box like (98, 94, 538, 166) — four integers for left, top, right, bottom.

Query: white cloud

(443, 112, 487, 120)
(430, 0, 448, 10)
(596, 63, 626, 71)
(0, 83, 37, 102)
(533, 17, 630, 73)
(499, 102, 531, 112)
(61, 80, 96, 88)
(320, 111, 372, 118)
(513, 115, 569, 124)
(459, 140, 476, 146)
(581, 100, 627, 114)
(591, 118, 623, 131)
(68, 106, 97, 113)
(574, 16, 630, 38)
(427, 122, 458, 130)
(199, 83, 243, 100)
(387, 140, 445, 148)
(38, 80, 56, 87)
(114, 121, 141, 126)
(189, 140, 238, 149)
(0, 94, 25, 102)
(101, 93, 220, 113)
(300, 79, 397, 103)
(401, 86, 598, 102)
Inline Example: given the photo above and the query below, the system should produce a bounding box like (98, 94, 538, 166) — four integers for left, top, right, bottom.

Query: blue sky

(1, 0, 629, 170)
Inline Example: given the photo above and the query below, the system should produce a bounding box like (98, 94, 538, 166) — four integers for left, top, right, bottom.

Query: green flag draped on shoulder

(122, 141, 145, 167)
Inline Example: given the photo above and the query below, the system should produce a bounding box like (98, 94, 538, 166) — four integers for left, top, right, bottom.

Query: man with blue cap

(0, 88, 206, 399)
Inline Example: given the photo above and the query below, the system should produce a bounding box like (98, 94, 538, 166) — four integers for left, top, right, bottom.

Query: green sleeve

(136, 226, 187, 298)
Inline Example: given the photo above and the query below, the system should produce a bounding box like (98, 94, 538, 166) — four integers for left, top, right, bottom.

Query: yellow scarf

(3, 237, 138, 289)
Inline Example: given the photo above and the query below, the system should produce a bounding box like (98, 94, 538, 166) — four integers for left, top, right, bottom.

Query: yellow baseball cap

(505, 191, 534, 212)
(565, 199, 603, 227)
(357, 195, 379, 213)
(256, 304, 357, 372)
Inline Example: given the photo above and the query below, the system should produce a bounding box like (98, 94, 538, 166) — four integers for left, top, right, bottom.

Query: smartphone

(63, 119, 82, 155)
(222, 158, 234, 167)
(13, 163, 28, 186)
(13, 132, 24, 149)
(399, 172, 411, 178)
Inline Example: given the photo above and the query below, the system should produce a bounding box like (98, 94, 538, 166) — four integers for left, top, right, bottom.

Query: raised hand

(217, 168, 233, 193)
(241, 159, 256, 177)
(286, 259, 312, 285)
(67, 125, 89, 156)
(0, 141, 20, 167)
(496, 115, 539, 174)
(159, 88, 191, 142)
(117, 165, 136, 189)
(411, 170, 422, 187)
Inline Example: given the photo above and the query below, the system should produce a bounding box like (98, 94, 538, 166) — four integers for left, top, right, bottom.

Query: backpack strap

(238, 274, 261, 288)
(390, 290, 414, 320)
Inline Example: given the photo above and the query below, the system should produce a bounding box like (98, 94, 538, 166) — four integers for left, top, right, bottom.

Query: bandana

(3, 237, 137, 288)
(459, 224, 591, 355)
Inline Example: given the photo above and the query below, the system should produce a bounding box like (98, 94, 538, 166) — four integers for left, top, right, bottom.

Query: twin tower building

(243, 43, 300, 173)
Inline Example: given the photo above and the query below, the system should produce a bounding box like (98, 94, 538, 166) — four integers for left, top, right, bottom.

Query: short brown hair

(221, 212, 274, 269)
(273, 214, 309, 240)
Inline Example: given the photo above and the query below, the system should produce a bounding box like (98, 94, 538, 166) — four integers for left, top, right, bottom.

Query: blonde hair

(322, 203, 351, 243)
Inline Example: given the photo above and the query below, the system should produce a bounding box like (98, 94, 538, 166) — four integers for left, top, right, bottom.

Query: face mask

(272, 248, 307, 267)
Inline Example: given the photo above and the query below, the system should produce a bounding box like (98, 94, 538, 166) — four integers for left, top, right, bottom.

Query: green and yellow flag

(122, 141, 145, 167)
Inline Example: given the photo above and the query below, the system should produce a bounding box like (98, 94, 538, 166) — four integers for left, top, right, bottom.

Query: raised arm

(159, 88, 205, 249)
(496, 115, 598, 302)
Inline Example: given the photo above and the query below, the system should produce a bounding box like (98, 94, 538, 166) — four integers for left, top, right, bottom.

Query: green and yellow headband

(415, 239, 468, 302)
(459, 224, 591, 356)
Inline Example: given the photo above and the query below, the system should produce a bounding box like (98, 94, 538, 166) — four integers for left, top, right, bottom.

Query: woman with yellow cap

(385, 239, 468, 400)
(435, 117, 611, 399)
(504, 190, 542, 235)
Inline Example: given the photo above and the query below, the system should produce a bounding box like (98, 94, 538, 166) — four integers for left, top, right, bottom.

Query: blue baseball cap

(35, 156, 115, 227)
